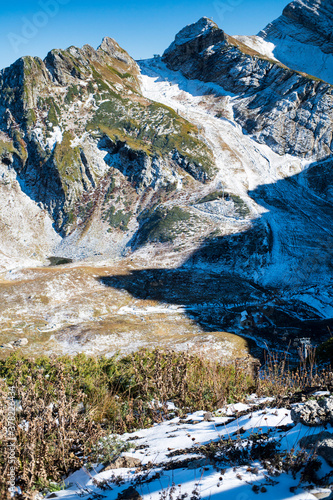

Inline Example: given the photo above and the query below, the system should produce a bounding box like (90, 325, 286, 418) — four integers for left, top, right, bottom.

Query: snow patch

(233, 35, 278, 61)
(46, 126, 63, 150)
(52, 399, 330, 500)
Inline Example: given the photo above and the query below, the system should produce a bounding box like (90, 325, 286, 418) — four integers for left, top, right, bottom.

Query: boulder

(291, 396, 333, 426)
(104, 456, 141, 471)
(300, 430, 333, 465)
(117, 486, 142, 499)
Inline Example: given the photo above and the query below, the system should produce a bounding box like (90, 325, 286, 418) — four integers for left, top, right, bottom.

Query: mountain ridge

(162, 16, 333, 160)
(0, 2, 333, 350)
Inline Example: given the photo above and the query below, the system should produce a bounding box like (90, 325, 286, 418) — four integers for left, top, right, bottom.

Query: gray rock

(203, 412, 214, 422)
(117, 486, 142, 499)
(291, 396, 333, 426)
(300, 430, 333, 465)
(188, 457, 211, 469)
(104, 456, 141, 471)
(76, 402, 85, 414)
(306, 488, 332, 500)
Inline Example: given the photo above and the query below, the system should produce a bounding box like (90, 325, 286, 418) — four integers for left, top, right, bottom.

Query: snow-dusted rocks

(163, 17, 226, 70)
(291, 396, 333, 426)
(46, 399, 333, 500)
(300, 431, 333, 465)
(162, 17, 333, 160)
(259, 0, 333, 84)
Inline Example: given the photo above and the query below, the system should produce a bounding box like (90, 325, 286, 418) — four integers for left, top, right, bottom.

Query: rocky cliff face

(259, 0, 333, 84)
(0, 36, 214, 268)
(162, 17, 333, 160)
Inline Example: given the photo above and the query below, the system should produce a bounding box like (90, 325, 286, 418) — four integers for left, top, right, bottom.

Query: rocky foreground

(45, 394, 333, 500)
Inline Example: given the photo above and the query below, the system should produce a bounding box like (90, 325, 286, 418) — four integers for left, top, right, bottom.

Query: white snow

(33, 125, 63, 151)
(46, 126, 63, 150)
(117, 304, 186, 316)
(233, 35, 278, 61)
(260, 17, 333, 85)
(138, 59, 304, 198)
(267, 36, 333, 84)
(47, 397, 332, 500)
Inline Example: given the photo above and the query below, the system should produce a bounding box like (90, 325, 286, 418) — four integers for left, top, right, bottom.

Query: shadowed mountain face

(99, 167, 333, 350)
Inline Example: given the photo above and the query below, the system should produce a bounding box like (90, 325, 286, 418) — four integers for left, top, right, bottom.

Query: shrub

(1, 347, 332, 496)
(136, 206, 192, 243)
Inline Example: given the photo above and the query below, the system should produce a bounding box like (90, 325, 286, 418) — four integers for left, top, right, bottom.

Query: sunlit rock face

(259, 0, 333, 84)
(162, 17, 333, 161)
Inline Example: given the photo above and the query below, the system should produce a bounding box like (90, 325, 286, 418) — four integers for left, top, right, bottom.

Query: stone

(291, 396, 333, 426)
(77, 402, 85, 414)
(104, 456, 141, 471)
(306, 488, 332, 500)
(203, 412, 214, 422)
(117, 486, 142, 500)
(187, 458, 211, 469)
(300, 431, 333, 465)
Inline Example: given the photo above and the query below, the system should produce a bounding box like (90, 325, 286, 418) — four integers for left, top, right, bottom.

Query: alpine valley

(1, 0, 333, 359)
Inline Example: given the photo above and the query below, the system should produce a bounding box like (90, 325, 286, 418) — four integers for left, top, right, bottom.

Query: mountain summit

(163, 17, 224, 64)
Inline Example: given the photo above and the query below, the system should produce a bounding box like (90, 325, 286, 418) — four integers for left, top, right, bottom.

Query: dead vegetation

(0, 347, 332, 497)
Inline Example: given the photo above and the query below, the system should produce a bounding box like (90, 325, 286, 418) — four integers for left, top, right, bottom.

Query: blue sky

(1, 0, 289, 69)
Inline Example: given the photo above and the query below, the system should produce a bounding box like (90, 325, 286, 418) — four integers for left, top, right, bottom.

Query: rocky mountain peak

(170, 17, 219, 46)
(161, 15, 333, 160)
(282, 0, 333, 49)
(162, 17, 226, 71)
(97, 36, 132, 64)
(259, 0, 333, 83)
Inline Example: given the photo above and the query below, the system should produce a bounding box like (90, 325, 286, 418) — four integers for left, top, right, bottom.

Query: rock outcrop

(300, 431, 333, 465)
(291, 396, 333, 426)
(162, 17, 333, 160)
(259, 0, 333, 84)
(0, 36, 214, 244)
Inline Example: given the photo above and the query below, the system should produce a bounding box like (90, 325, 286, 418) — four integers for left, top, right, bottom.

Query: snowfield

(47, 396, 333, 500)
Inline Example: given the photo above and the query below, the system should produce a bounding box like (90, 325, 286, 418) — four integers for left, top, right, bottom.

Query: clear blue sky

(0, 0, 289, 70)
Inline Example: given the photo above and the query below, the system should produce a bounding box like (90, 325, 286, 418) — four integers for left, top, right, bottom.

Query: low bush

(0, 347, 332, 497)
(0, 350, 253, 497)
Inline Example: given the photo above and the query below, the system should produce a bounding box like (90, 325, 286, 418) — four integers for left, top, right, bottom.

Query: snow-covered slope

(233, 35, 278, 60)
(45, 396, 333, 500)
(259, 0, 333, 84)
(139, 59, 333, 296)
